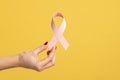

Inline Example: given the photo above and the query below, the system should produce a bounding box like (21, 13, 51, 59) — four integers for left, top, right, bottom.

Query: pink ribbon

(48, 12, 69, 50)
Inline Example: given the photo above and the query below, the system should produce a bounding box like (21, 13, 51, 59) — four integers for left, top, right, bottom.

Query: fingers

(42, 51, 56, 70)
(47, 46, 57, 55)
(39, 46, 56, 66)
(33, 42, 48, 55)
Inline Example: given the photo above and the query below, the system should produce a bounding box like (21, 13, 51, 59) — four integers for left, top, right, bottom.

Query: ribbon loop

(48, 12, 69, 50)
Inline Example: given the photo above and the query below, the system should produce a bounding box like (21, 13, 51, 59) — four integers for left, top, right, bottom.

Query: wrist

(0, 54, 21, 70)
(12, 54, 21, 67)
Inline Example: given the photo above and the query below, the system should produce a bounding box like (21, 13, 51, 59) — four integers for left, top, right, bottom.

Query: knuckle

(36, 64, 43, 72)
(36, 67, 42, 72)
(51, 61, 55, 66)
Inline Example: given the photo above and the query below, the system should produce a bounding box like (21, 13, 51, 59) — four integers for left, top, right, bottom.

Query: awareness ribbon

(48, 12, 69, 50)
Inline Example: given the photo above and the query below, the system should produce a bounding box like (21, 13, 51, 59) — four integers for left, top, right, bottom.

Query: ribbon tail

(58, 35, 69, 50)
(48, 36, 57, 50)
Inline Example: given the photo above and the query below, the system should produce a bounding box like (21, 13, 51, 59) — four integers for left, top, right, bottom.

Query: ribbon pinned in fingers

(48, 12, 69, 50)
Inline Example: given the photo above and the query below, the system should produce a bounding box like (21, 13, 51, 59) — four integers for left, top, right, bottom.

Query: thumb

(33, 42, 48, 55)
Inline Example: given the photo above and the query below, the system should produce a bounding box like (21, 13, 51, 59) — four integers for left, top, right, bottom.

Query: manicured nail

(47, 51, 51, 55)
(44, 42, 48, 45)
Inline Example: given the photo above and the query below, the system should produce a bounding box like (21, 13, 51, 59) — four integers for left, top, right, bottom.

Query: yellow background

(0, 0, 120, 80)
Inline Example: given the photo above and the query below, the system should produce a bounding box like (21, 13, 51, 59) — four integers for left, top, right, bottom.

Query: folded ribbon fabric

(48, 12, 69, 50)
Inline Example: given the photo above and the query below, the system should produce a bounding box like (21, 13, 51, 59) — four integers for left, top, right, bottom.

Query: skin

(0, 42, 56, 71)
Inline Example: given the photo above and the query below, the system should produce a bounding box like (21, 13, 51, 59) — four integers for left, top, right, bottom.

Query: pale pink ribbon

(48, 12, 69, 50)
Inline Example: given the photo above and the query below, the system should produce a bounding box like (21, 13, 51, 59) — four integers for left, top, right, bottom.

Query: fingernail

(44, 42, 48, 45)
(47, 51, 51, 55)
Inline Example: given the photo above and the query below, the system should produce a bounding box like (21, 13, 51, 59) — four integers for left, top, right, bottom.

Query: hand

(18, 42, 56, 71)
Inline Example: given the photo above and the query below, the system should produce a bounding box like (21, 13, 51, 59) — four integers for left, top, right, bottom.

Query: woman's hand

(0, 42, 56, 71)
(19, 42, 56, 71)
